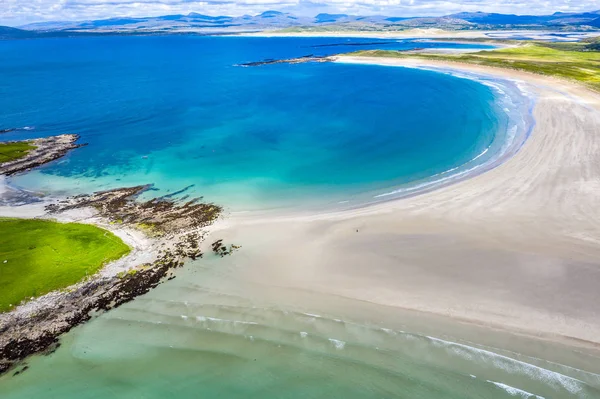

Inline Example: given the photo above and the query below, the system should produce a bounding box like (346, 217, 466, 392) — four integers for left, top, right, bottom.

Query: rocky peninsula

(0, 134, 84, 176)
(236, 54, 334, 67)
(0, 136, 228, 375)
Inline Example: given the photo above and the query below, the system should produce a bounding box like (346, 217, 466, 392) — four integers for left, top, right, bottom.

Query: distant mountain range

(2, 10, 600, 39)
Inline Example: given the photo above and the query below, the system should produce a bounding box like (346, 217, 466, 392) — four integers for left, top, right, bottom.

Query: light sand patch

(201, 57, 600, 348)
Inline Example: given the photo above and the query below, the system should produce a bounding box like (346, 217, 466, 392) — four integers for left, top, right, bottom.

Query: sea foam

(487, 380, 546, 399)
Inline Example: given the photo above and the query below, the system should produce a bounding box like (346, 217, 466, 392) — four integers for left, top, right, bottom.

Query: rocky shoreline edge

(0, 134, 85, 176)
(236, 54, 334, 67)
(0, 136, 230, 375)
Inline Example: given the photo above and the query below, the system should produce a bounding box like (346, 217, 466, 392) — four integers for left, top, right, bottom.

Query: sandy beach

(202, 56, 600, 349)
(2, 36, 600, 397)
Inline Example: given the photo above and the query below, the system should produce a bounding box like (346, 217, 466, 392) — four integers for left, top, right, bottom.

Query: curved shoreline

(206, 57, 600, 352)
(2, 55, 600, 378)
(0, 134, 84, 177)
(333, 62, 536, 209)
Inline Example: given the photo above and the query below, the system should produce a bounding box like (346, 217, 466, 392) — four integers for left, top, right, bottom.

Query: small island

(0, 134, 84, 176)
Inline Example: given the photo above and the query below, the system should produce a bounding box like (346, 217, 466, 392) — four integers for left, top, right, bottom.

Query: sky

(1, 0, 600, 26)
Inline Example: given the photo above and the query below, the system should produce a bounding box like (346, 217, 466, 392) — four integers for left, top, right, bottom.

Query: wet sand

(2, 55, 600, 398)
(203, 56, 600, 349)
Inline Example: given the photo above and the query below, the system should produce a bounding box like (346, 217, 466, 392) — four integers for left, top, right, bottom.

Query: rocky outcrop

(237, 55, 334, 67)
(0, 134, 85, 176)
(0, 185, 226, 375)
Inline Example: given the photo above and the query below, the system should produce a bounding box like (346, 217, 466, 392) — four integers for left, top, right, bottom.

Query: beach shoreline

(201, 55, 600, 354)
(239, 29, 600, 41)
(0, 184, 226, 374)
(330, 59, 535, 210)
(0, 140, 224, 375)
(2, 51, 600, 379)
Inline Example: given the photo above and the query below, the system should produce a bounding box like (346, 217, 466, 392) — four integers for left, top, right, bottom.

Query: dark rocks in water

(46, 185, 222, 234)
(157, 184, 196, 200)
(0, 134, 86, 176)
(1, 185, 225, 375)
(11, 365, 28, 376)
(0, 128, 229, 376)
(237, 55, 334, 67)
(0, 187, 44, 207)
(0, 252, 186, 375)
(211, 239, 241, 257)
(212, 239, 225, 254)
(0, 128, 16, 134)
(0, 126, 230, 375)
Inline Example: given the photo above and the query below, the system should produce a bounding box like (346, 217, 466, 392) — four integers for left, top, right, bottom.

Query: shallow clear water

(0, 36, 516, 210)
(0, 36, 584, 398)
(2, 254, 600, 399)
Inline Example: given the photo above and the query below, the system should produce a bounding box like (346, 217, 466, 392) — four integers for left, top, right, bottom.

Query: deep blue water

(0, 36, 513, 210)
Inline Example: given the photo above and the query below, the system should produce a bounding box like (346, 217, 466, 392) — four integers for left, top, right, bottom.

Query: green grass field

(0, 142, 36, 163)
(346, 39, 600, 91)
(0, 218, 131, 312)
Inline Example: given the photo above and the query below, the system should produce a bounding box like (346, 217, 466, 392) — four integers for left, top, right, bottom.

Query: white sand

(3, 55, 600, 350)
(202, 57, 600, 348)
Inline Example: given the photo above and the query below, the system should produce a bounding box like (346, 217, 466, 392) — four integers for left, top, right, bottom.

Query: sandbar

(203, 56, 600, 350)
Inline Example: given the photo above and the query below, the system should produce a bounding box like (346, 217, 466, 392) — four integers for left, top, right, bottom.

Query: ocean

(2, 35, 597, 398)
(2, 253, 600, 398)
(0, 35, 519, 210)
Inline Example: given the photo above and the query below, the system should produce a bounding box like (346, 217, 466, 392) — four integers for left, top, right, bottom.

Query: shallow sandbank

(203, 56, 600, 351)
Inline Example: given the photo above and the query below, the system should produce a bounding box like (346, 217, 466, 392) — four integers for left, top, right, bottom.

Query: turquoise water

(1, 36, 585, 399)
(0, 36, 520, 210)
(2, 254, 600, 398)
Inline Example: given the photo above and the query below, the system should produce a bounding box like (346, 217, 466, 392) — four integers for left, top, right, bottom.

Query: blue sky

(2, 0, 600, 26)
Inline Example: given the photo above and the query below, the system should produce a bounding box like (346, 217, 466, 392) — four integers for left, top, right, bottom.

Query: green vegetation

(346, 40, 600, 91)
(0, 142, 36, 163)
(0, 218, 130, 312)
(537, 37, 600, 52)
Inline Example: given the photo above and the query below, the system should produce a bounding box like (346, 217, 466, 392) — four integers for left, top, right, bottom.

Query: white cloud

(1, 0, 599, 26)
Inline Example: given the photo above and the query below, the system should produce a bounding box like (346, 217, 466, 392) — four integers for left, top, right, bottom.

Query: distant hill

(0, 26, 38, 39)
(590, 17, 600, 28)
(448, 10, 600, 27)
(8, 9, 600, 37)
(314, 14, 350, 23)
(18, 11, 311, 32)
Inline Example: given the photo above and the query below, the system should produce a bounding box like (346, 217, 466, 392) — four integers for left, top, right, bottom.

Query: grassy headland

(344, 38, 600, 91)
(0, 142, 36, 164)
(0, 218, 130, 312)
